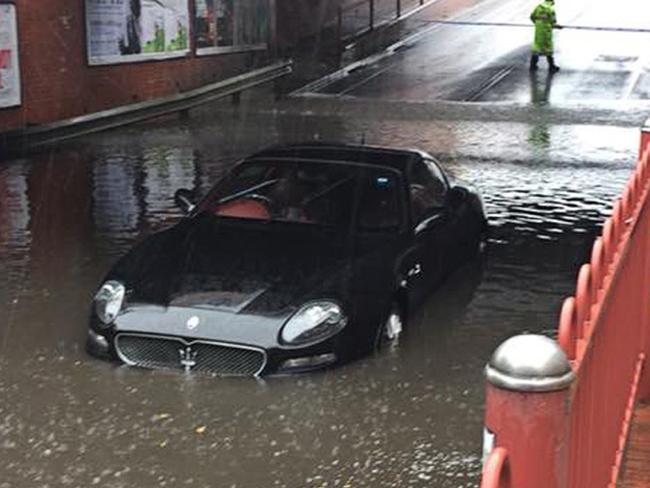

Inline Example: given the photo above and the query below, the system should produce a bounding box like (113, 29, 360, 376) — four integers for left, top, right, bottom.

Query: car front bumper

(86, 326, 343, 377)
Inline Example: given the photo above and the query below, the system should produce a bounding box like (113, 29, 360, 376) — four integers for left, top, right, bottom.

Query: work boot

(547, 56, 560, 73)
(529, 54, 539, 71)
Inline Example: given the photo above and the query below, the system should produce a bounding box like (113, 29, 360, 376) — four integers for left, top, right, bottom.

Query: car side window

(357, 172, 402, 232)
(408, 159, 448, 224)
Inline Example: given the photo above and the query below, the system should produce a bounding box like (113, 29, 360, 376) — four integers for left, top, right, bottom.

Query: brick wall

(0, 0, 266, 133)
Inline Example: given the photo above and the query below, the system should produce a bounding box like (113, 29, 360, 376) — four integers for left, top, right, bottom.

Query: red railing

(481, 448, 511, 488)
(480, 123, 650, 488)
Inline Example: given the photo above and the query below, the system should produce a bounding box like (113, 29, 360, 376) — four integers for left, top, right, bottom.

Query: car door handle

(408, 263, 422, 277)
(414, 212, 446, 235)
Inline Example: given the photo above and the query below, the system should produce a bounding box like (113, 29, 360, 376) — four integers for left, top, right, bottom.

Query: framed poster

(86, 0, 190, 66)
(195, 0, 269, 56)
(0, 3, 21, 109)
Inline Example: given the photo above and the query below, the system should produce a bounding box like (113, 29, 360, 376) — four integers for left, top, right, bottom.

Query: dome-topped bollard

(485, 334, 575, 392)
(481, 334, 576, 488)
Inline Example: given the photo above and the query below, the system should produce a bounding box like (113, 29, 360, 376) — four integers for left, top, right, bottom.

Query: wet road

(2, 1, 650, 486)
(296, 0, 650, 103)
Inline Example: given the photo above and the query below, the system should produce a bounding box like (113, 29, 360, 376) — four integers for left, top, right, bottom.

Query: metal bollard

(483, 335, 575, 488)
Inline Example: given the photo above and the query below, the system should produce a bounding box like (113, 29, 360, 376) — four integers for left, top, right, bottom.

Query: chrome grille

(115, 334, 266, 376)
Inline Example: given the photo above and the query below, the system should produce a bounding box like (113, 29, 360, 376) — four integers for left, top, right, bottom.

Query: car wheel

(375, 303, 404, 351)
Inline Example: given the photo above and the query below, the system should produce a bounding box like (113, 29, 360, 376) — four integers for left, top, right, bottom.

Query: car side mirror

(447, 186, 468, 208)
(174, 189, 196, 215)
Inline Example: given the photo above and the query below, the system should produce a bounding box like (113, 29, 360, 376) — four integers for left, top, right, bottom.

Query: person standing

(529, 0, 561, 72)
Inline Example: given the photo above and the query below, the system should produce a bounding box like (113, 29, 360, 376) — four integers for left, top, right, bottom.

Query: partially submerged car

(87, 143, 487, 376)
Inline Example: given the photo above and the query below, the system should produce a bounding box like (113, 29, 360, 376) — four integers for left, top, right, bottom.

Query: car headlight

(94, 281, 126, 326)
(280, 301, 347, 347)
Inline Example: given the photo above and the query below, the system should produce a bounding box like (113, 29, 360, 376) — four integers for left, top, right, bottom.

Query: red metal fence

(480, 124, 650, 488)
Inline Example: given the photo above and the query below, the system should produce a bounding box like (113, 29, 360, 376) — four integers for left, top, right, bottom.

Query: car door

(353, 168, 423, 309)
(424, 158, 479, 261)
(406, 158, 451, 299)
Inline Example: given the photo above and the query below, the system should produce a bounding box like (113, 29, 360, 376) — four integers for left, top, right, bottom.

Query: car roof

(247, 142, 427, 172)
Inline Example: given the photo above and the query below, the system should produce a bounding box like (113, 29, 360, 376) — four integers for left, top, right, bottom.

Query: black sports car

(87, 143, 487, 376)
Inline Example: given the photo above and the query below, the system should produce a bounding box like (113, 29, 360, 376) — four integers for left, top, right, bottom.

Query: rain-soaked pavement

(296, 0, 650, 103)
(2, 0, 650, 487)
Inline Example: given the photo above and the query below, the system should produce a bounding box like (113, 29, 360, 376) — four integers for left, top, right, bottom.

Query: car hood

(110, 214, 354, 318)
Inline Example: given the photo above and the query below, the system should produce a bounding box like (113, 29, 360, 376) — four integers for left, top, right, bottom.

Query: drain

(595, 55, 638, 63)
(465, 65, 515, 102)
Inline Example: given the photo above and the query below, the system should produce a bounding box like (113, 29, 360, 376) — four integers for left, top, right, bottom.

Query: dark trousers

(530, 53, 558, 70)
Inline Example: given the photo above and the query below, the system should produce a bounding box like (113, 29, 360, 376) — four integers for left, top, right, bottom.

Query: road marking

(338, 65, 394, 96)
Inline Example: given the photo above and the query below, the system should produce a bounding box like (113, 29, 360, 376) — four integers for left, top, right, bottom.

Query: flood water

(0, 93, 644, 487)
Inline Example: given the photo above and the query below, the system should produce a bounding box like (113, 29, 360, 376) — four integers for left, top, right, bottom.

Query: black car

(87, 143, 487, 376)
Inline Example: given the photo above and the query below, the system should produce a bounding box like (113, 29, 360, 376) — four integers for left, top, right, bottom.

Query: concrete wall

(0, 1, 267, 133)
(276, 0, 343, 49)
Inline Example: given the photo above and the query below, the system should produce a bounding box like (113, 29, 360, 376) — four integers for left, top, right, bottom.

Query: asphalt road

(297, 0, 650, 104)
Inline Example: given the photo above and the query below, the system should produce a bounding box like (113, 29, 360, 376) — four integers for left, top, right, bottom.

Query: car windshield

(201, 160, 357, 228)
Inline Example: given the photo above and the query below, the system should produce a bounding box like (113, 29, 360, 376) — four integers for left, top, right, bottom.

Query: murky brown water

(0, 95, 641, 487)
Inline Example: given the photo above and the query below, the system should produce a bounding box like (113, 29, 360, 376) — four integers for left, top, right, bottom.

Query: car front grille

(114, 334, 266, 377)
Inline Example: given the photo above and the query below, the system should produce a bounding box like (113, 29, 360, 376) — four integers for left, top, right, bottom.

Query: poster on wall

(194, 0, 269, 55)
(0, 4, 21, 109)
(86, 0, 190, 65)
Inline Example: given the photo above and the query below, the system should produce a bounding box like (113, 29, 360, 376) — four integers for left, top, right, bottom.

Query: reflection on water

(93, 154, 142, 253)
(529, 71, 553, 107)
(0, 162, 30, 254)
(528, 71, 554, 163)
(0, 106, 638, 487)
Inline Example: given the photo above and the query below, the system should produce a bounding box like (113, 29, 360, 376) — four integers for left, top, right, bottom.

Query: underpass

(2, 0, 650, 486)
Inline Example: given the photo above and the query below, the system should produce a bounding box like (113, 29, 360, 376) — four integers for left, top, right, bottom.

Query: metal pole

(396, 0, 401, 18)
(337, 5, 343, 52)
(369, 0, 374, 30)
(268, 0, 278, 58)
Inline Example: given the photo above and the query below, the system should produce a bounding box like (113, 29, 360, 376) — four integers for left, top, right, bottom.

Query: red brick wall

(0, 0, 265, 133)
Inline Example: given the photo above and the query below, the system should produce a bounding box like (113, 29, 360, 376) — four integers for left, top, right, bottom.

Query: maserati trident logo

(179, 346, 198, 372)
(186, 315, 200, 330)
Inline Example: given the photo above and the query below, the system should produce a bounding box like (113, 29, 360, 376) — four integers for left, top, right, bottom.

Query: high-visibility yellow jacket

(530, 0, 556, 55)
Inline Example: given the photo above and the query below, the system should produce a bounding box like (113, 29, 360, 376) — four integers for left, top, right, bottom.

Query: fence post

(396, 0, 401, 18)
(483, 335, 575, 488)
(639, 123, 650, 401)
(639, 117, 650, 158)
(369, 0, 375, 30)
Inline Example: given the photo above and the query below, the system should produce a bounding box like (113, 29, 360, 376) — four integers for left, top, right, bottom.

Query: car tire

(374, 303, 404, 351)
